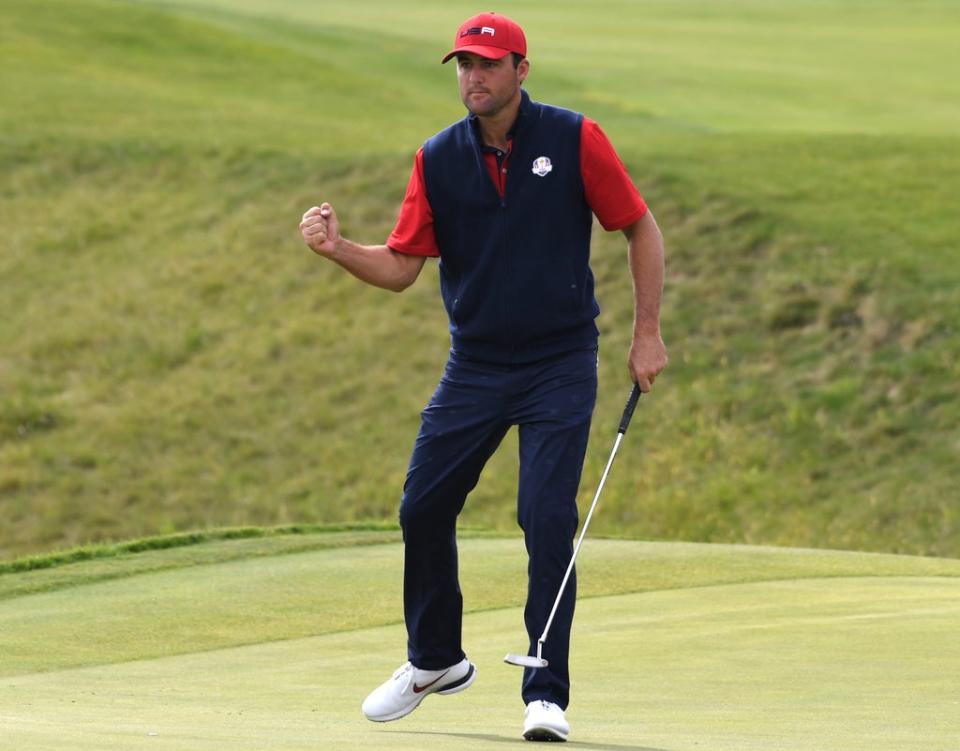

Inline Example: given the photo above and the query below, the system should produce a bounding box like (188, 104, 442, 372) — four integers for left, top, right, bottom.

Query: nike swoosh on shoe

(412, 670, 450, 694)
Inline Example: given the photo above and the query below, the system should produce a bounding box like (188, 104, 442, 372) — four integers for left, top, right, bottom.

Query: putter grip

(618, 383, 642, 434)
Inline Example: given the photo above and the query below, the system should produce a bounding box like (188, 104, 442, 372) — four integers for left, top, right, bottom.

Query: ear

(517, 58, 530, 84)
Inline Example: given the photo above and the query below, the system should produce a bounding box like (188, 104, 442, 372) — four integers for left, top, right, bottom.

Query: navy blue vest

(422, 89, 599, 364)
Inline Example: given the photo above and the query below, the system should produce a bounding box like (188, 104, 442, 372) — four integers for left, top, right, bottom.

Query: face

(456, 52, 529, 118)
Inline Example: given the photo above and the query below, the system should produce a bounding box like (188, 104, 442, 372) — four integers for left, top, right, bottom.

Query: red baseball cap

(441, 12, 527, 64)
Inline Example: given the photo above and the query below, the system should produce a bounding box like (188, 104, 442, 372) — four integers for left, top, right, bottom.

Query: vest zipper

(500, 199, 511, 354)
(499, 152, 512, 355)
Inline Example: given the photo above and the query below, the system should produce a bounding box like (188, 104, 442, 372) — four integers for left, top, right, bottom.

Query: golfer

(299, 12, 666, 742)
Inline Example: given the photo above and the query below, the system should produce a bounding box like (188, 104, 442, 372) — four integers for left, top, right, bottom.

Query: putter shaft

(537, 429, 625, 650)
(514, 385, 641, 667)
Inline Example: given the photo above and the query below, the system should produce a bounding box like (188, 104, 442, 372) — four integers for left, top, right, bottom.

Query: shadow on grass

(387, 730, 669, 750)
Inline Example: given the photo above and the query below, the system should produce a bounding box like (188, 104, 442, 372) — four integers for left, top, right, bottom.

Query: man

(299, 12, 666, 743)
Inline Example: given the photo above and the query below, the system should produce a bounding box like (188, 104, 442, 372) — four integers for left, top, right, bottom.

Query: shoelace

(392, 662, 413, 682)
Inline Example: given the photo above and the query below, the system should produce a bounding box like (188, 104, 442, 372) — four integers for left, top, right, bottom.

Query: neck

(476, 89, 522, 150)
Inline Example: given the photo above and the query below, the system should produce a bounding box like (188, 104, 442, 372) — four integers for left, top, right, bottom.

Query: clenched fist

(299, 203, 340, 258)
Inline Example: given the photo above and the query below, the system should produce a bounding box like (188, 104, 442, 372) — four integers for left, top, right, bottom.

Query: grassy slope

(1, 532, 959, 749)
(1, 0, 959, 558)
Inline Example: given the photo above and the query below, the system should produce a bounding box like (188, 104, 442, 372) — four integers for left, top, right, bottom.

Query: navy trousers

(399, 347, 598, 709)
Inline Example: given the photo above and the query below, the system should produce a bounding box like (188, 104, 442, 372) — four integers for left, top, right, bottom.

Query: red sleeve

(580, 118, 648, 231)
(387, 148, 440, 258)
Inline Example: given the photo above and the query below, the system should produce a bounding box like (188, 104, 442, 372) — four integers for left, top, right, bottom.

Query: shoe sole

(523, 726, 568, 742)
(364, 663, 477, 722)
(436, 663, 477, 695)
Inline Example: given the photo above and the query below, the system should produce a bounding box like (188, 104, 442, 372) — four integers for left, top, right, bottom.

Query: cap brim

(441, 45, 512, 64)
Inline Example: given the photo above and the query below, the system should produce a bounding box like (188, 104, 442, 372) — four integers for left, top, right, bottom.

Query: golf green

(1, 535, 958, 749)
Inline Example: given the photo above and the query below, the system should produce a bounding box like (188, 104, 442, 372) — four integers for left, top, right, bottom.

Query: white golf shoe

(361, 658, 477, 722)
(523, 700, 570, 742)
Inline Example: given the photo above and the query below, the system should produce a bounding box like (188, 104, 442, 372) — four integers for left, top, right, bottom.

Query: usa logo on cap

(532, 156, 553, 177)
(442, 12, 527, 64)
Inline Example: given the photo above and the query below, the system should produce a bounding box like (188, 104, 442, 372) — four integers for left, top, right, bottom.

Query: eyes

(458, 59, 500, 71)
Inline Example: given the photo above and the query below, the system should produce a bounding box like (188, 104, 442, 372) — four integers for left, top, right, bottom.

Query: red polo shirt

(388, 117, 647, 257)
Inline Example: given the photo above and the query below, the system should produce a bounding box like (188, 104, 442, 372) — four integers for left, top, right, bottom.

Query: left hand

(628, 331, 668, 392)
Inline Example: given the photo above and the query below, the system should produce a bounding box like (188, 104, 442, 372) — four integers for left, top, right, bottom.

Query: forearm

(327, 238, 424, 292)
(627, 211, 664, 335)
(623, 210, 668, 390)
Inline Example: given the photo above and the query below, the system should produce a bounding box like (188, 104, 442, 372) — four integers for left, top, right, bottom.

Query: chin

(464, 100, 496, 117)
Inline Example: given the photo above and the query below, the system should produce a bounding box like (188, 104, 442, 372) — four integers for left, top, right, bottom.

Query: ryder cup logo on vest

(531, 156, 553, 177)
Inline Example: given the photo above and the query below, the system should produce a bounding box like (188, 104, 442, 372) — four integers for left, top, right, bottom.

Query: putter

(505, 382, 642, 669)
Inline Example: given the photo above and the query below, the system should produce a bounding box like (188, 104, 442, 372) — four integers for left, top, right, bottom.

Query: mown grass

(1, 0, 958, 559)
(3, 530, 958, 676)
(2, 534, 959, 750)
(5, 579, 960, 750)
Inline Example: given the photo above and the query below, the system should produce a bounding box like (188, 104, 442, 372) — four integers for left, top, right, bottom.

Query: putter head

(503, 653, 549, 669)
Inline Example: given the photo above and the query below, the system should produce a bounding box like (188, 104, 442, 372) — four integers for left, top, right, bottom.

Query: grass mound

(2, 0, 959, 558)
